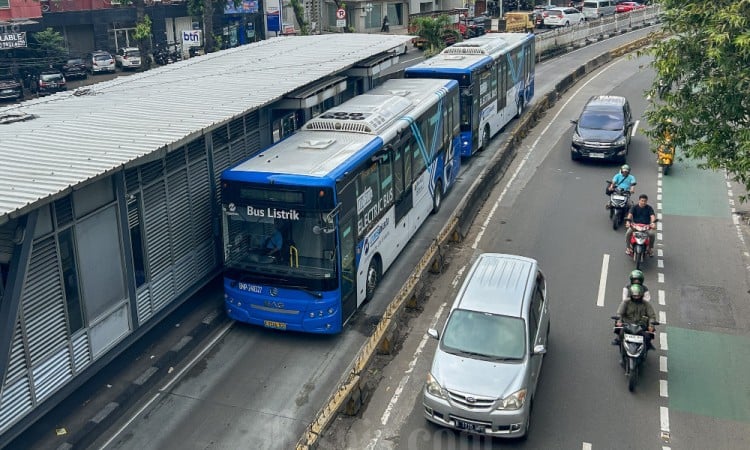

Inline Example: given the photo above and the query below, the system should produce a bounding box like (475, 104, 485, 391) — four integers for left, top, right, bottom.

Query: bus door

(339, 211, 358, 321)
(391, 138, 414, 226)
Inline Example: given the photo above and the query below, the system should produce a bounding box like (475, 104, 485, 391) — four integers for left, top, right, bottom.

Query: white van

(582, 0, 616, 19)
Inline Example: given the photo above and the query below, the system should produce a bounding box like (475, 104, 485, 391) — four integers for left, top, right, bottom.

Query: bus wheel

(432, 180, 443, 214)
(516, 98, 524, 118)
(365, 258, 381, 302)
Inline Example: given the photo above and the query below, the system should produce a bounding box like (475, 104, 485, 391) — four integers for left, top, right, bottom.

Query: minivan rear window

(125, 50, 140, 57)
(94, 54, 111, 61)
(441, 309, 526, 360)
(579, 111, 624, 130)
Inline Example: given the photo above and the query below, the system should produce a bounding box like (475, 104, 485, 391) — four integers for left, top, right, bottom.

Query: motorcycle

(612, 316, 659, 392)
(606, 182, 631, 230)
(627, 220, 657, 270)
(657, 142, 674, 175)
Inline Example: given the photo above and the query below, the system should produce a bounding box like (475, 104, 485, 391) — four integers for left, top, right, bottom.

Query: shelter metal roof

(0, 34, 412, 225)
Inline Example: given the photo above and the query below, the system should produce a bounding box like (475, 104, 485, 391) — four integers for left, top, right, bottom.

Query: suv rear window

(94, 54, 111, 61)
(125, 50, 140, 57)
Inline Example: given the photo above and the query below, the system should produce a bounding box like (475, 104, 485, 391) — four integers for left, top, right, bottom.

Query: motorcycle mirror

(570, 119, 578, 125)
(611, 315, 621, 320)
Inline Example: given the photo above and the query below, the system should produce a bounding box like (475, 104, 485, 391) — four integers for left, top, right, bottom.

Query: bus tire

(365, 258, 381, 302)
(516, 98, 524, 118)
(432, 180, 443, 214)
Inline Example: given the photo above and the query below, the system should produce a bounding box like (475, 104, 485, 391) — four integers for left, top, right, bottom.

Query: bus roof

(405, 33, 533, 73)
(224, 78, 457, 186)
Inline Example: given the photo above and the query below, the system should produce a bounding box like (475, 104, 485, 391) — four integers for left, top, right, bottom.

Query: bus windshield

(222, 197, 337, 291)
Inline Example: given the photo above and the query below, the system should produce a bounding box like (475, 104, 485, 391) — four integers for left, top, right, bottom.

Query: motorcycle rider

(612, 284, 656, 348)
(622, 269, 651, 302)
(625, 193, 657, 257)
(607, 164, 637, 196)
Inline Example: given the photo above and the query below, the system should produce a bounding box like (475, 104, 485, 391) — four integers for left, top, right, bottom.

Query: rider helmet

(629, 269, 645, 285)
(629, 284, 644, 301)
(620, 164, 631, 174)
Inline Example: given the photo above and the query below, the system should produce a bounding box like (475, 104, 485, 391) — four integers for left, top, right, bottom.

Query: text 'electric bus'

(221, 78, 461, 333)
(404, 33, 535, 157)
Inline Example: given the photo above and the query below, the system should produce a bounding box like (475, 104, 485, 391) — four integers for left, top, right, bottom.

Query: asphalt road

(321, 49, 750, 449)
(5, 26, 678, 450)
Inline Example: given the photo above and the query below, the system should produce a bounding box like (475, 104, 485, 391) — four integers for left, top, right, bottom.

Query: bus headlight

(328, 308, 335, 315)
(309, 312, 316, 318)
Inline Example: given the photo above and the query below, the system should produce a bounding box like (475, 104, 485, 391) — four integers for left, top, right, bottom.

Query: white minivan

(582, 0, 616, 20)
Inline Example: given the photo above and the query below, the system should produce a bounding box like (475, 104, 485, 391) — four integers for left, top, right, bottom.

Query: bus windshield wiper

(286, 285, 323, 299)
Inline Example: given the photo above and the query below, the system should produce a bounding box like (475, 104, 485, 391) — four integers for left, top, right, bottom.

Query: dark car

(0, 74, 24, 101)
(61, 58, 88, 80)
(30, 69, 67, 96)
(571, 95, 633, 162)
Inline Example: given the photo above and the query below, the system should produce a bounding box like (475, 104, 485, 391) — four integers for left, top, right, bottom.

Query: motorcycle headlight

(496, 388, 527, 410)
(615, 136, 627, 146)
(572, 132, 584, 144)
(425, 373, 447, 399)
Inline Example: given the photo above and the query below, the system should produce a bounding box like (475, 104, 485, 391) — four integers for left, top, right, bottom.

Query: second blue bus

(221, 78, 461, 333)
(404, 33, 536, 156)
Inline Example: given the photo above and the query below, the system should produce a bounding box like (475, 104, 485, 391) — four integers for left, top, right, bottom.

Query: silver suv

(423, 253, 550, 439)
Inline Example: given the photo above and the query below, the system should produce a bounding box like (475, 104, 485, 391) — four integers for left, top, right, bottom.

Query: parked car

(86, 51, 116, 74)
(582, 0, 617, 20)
(533, 6, 553, 28)
(543, 7, 585, 27)
(60, 57, 88, 80)
(30, 69, 67, 96)
(571, 95, 634, 162)
(0, 73, 24, 101)
(423, 253, 550, 439)
(115, 47, 142, 70)
(615, 1, 646, 13)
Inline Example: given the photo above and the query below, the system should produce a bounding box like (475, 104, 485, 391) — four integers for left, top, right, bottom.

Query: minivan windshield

(579, 111, 623, 131)
(441, 309, 526, 360)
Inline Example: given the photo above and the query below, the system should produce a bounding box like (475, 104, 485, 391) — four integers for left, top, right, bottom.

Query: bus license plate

(264, 320, 286, 330)
(454, 419, 484, 433)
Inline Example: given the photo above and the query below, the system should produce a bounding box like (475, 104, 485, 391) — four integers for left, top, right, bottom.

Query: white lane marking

(660, 406, 670, 432)
(660, 380, 669, 397)
(657, 222, 663, 231)
(658, 273, 664, 283)
(660, 356, 668, 372)
(657, 248, 663, 257)
(657, 178, 662, 187)
(657, 186, 662, 194)
(657, 202, 663, 210)
(657, 259, 664, 268)
(658, 290, 665, 305)
(380, 303, 447, 426)
(583, 443, 593, 450)
(727, 181, 732, 188)
(631, 120, 639, 136)
(657, 232, 663, 241)
(657, 193, 662, 201)
(101, 320, 234, 449)
(657, 212, 663, 220)
(451, 265, 466, 288)
(728, 189, 733, 197)
(471, 61, 620, 249)
(659, 311, 666, 324)
(660, 332, 668, 350)
(597, 254, 610, 307)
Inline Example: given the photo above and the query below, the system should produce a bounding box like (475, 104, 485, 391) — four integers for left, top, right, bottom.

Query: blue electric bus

(404, 33, 536, 156)
(220, 78, 461, 333)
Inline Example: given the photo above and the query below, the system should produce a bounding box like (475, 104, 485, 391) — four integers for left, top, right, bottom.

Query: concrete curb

(295, 29, 665, 450)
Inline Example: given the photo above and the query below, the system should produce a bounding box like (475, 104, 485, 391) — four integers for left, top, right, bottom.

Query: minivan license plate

(455, 419, 484, 433)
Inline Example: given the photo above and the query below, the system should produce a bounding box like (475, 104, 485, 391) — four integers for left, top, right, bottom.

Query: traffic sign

(336, 8, 346, 20)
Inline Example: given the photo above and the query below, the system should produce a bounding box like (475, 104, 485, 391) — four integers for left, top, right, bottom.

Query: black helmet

(629, 269, 644, 285)
(629, 284, 644, 301)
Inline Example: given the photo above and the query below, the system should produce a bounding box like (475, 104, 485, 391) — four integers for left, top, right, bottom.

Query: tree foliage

(412, 16, 459, 57)
(290, 0, 309, 35)
(645, 0, 750, 194)
(33, 28, 66, 59)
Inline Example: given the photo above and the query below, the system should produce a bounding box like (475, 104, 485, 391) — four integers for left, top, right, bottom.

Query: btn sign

(182, 30, 202, 47)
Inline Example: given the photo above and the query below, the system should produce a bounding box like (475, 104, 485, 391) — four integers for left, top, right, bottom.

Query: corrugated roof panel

(0, 34, 411, 223)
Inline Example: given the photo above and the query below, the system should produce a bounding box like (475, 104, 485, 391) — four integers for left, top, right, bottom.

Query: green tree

(645, 0, 750, 193)
(32, 27, 67, 67)
(133, 11, 152, 69)
(412, 15, 459, 56)
(290, 0, 309, 35)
